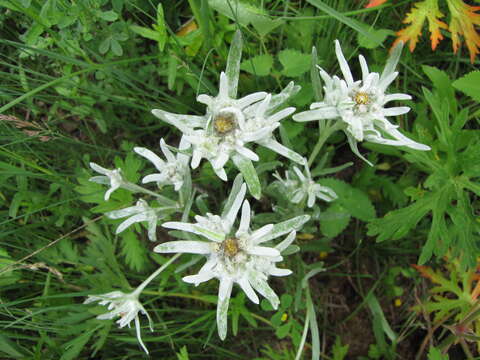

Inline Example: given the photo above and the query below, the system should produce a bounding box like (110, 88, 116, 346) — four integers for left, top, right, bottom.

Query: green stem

(126, 183, 177, 206)
(133, 253, 182, 296)
(307, 121, 343, 167)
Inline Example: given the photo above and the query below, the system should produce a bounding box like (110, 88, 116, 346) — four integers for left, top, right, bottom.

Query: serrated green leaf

(60, 325, 99, 360)
(240, 54, 273, 76)
(423, 65, 457, 115)
(452, 71, 480, 102)
(121, 230, 148, 272)
(367, 195, 433, 242)
(332, 336, 349, 360)
(320, 202, 351, 238)
(318, 178, 375, 221)
(278, 49, 311, 77)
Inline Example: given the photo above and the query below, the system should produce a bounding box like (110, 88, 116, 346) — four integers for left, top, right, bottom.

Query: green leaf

(121, 230, 148, 272)
(318, 178, 375, 221)
(452, 70, 480, 102)
(232, 154, 261, 200)
(423, 65, 457, 114)
(0, 334, 28, 358)
(222, 174, 244, 218)
(427, 346, 449, 360)
(367, 194, 433, 242)
(332, 336, 349, 360)
(320, 202, 351, 238)
(357, 28, 393, 49)
(176, 346, 190, 360)
(155, 3, 167, 51)
(275, 322, 291, 339)
(60, 325, 99, 360)
(99, 38, 110, 54)
(263, 215, 310, 242)
(251, 16, 284, 37)
(306, 0, 373, 40)
(278, 49, 311, 77)
(240, 54, 273, 76)
(208, 0, 282, 36)
(97, 10, 118, 21)
(110, 39, 123, 56)
(226, 30, 243, 98)
(130, 25, 160, 41)
(366, 293, 397, 342)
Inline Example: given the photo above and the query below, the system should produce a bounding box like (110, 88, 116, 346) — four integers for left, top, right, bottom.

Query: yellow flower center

(223, 237, 240, 257)
(213, 112, 236, 135)
(354, 92, 370, 105)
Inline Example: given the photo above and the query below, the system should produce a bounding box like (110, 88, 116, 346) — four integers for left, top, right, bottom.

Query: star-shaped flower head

(89, 162, 127, 200)
(134, 137, 190, 192)
(106, 199, 160, 241)
(151, 31, 303, 199)
(154, 178, 310, 340)
(293, 40, 430, 165)
(274, 164, 337, 208)
(84, 290, 153, 354)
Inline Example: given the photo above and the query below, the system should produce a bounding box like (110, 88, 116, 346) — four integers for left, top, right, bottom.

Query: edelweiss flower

(89, 162, 127, 200)
(152, 33, 303, 181)
(134, 138, 190, 191)
(241, 85, 305, 165)
(154, 183, 309, 339)
(84, 290, 153, 354)
(274, 165, 337, 208)
(293, 40, 430, 165)
(106, 199, 159, 241)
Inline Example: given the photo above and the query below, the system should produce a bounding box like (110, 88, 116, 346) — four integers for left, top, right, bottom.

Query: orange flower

(446, 0, 480, 63)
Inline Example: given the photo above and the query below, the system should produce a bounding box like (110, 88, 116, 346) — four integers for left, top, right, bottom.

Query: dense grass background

(1, 0, 479, 359)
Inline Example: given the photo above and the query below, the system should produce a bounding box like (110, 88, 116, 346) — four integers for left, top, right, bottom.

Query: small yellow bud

(319, 251, 328, 260)
(394, 298, 402, 307)
(281, 313, 288, 322)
